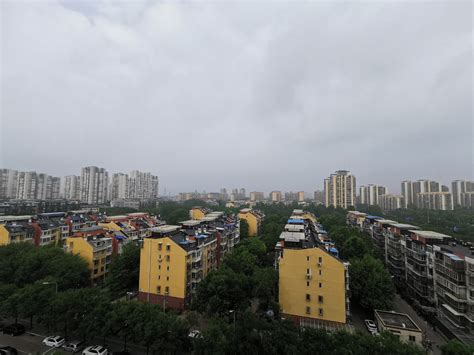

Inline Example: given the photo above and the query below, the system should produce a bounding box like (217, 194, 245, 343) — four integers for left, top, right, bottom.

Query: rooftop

(375, 310, 421, 332)
(410, 230, 452, 240)
(150, 225, 181, 234)
(389, 223, 420, 230)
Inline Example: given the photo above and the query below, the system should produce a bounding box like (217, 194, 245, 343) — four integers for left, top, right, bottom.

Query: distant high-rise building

(401, 181, 414, 208)
(324, 170, 356, 209)
(80, 166, 109, 205)
(61, 175, 81, 200)
(0, 169, 18, 199)
(270, 191, 282, 202)
(128, 170, 159, 199)
(416, 192, 453, 210)
(51, 177, 61, 199)
(297, 191, 305, 202)
(109, 173, 129, 200)
(452, 180, 474, 207)
(359, 184, 387, 206)
(16, 171, 38, 200)
(378, 194, 404, 211)
(239, 188, 246, 198)
(250, 191, 264, 202)
(313, 190, 324, 204)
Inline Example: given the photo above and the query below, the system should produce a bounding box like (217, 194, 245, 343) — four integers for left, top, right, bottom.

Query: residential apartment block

(378, 194, 405, 211)
(61, 175, 81, 200)
(66, 226, 113, 284)
(324, 170, 356, 209)
(138, 210, 239, 310)
(359, 184, 387, 206)
(80, 166, 109, 205)
(0, 216, 35, 245)
(347, 211, 474, 343)
(270, 191, 282, 203)
(0, 169, 18, 199)
(452, 180, 474, 208)
(249, 191, 264, 202)
(277, 210, 349, 328)
(238, 208, 265, 237)
(416, 192, 454, 211)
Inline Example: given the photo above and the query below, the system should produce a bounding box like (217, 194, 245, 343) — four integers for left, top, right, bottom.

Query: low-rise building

(277, 210, 349, 329)
(374, 310, 423, 346)
(238, 208, 265, 237)
(346, 211, 367, 230)
(0, 218, 35, 245)
(65, 226, 113, 284)
(138, 210, 239, 311)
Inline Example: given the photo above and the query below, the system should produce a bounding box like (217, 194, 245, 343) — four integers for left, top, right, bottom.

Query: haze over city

(2, 1, 472, 194)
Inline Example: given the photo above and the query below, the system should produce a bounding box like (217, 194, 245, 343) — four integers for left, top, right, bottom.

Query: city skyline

(2, 1, 472, 194)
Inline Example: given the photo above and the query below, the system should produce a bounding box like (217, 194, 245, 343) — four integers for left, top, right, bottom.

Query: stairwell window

(306, 256, 310, 261)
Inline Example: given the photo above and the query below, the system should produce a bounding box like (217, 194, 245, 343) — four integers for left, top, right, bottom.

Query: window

(307, 281, 310, 287)
(306, 307, 311, 315)
(306, 268, 310, 274)
(93, 269, 98, 274)
(306, 294, 311, 301)
(318, 257, 322, 263)
(101, 267, 104, 272)
(318, 296, 324, 303)
(319, 270, 322, 275)
(158, 243, 162, 251)
(167, 266, 169, 271)
(158, 265, 161, 270)
(157, 286, 161, 293)
(165, 286, 169, 294)
(306, 256, 310, 261)
(319, 282, 322, 288)
(166, 245, 171, 251)
(318, 308, 324, 316)
(166, 276, 169, 281)
(409, 336, 416, 342)
(166, 255, 170, 262)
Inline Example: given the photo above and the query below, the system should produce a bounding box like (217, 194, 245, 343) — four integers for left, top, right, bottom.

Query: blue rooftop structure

(196, 234, 207, 239)
(366, 215, 383, 220)
(287, 218, 304, 224)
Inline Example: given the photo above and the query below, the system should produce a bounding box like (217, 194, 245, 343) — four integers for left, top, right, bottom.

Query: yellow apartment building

(238, 208, 265, 237)
(138, 221, 220, 310)
(0, 221, 35, 246)
(190, 207, 210, 220)
(65, 233, 112, 284)
(277, 210, 349, 328)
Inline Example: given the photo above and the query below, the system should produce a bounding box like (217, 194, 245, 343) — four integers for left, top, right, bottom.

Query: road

(393, 294, 446, 355)
(0, 328, 149, 355)
(0, 331, 50, 355)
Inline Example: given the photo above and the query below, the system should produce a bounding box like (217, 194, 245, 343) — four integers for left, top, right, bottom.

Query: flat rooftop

(410, 230, 452, 240)
(375, 310, 421, 332)
(180, 220, 202, 227)
(390, 223, 420, 230)
(151, 225, 181, 234)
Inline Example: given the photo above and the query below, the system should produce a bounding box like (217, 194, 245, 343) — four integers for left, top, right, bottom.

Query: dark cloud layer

(1, 1, 472, 194)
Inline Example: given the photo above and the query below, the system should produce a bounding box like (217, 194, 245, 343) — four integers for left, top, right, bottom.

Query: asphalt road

(0, 331, 51, 355)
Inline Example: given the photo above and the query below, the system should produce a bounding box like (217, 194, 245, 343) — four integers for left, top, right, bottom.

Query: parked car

(43, 335, 66, 348)
(2, 324, 25, 336)
(0, 346, 18, 355)
(63, 340, 84, 353)
(82, 345, 108, 355)
(364, 319, 378, 334)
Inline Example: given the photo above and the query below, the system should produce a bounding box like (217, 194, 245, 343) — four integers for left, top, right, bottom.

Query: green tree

(350, 254, 395, 310)
(240, 219, 249, 239)
(440, 340, 474, 355)
(341, 235, 373, 260)
(106, 242, 140, 297)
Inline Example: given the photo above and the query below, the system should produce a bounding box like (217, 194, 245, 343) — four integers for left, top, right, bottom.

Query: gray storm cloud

(1, 1, 472, 194)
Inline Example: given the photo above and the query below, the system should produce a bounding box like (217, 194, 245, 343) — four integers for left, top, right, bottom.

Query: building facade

(80, 166, 109, 205)
(0, 169, 18, 199)
(324, 170, 356, 209)
(238, 208, 265, 237)
(270, 191, 282, 203)
(378, 194, 405, 211)
(416, 192, 454, 210)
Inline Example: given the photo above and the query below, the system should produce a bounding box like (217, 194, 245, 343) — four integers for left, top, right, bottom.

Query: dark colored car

(2, 324, 25, 336)
(0, 346, 19, 355)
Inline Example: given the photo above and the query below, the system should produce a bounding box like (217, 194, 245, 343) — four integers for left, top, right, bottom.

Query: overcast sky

(1, 1, 472, 195)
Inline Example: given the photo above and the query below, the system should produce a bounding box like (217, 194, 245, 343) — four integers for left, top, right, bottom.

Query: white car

(364, 319, 378, 334)
(82, 345, 108, 355)
(43, 336, 66, 348)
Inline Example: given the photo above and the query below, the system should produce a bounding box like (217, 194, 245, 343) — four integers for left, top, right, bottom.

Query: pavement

(393, 294, 446, 355)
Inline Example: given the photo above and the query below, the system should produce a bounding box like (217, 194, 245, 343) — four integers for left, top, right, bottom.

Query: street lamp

(42, 281, 58, 294)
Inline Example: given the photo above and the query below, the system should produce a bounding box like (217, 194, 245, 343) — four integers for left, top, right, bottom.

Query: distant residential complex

(359, 184, 387, 206)
(0, 167, 158, 206)
(324, 170, 356, 209)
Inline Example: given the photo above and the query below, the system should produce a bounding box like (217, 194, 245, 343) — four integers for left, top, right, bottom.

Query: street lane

(0, 331, 50, 354)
